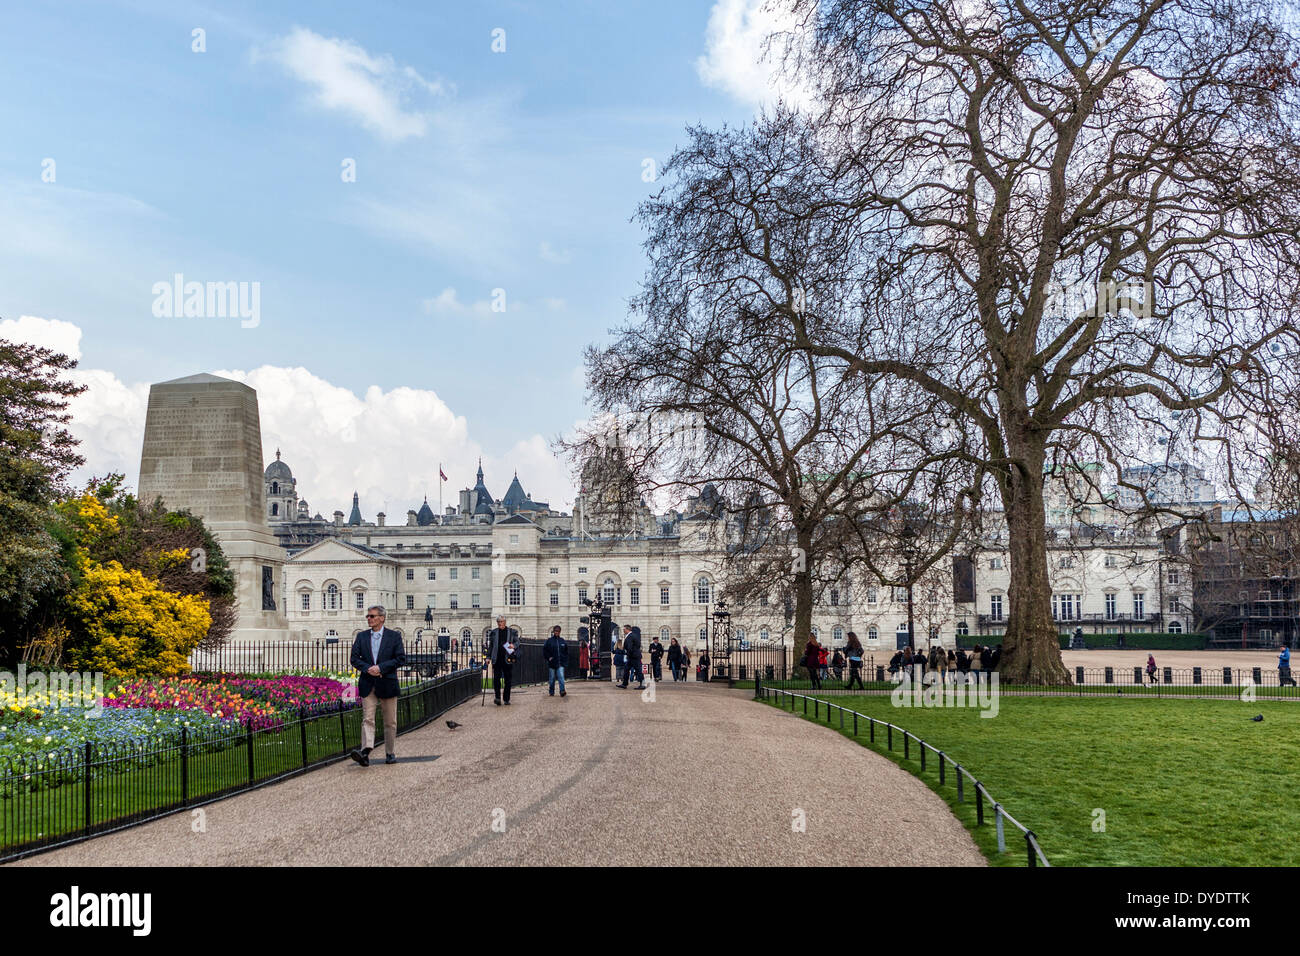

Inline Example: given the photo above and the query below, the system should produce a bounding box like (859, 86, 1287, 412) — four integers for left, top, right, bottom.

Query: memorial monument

(138, 373, 291, 642)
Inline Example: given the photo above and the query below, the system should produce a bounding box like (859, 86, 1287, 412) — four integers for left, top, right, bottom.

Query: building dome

(264, 449, 292, 481)
(416, 497, 436, 526)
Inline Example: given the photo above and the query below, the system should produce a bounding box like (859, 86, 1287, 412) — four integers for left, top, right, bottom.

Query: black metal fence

(756, 683, 1049, 867)
(744, 663, 1300, 698)
(0, 667, 481, 862)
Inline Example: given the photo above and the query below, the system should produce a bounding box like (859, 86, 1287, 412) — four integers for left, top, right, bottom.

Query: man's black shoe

(385, 753, 397, 765)
(560, 690, 566, 697)
(349, 749, 369, 767)
(505, 699, 511, 705)
(495, 698, 502, 706)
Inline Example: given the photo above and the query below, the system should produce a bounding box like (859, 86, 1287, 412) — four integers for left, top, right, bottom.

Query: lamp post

(901, 526, 918, 651)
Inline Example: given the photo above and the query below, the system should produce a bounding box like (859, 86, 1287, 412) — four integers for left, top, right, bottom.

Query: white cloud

(1, 316, 575, 518)
(261, 26, 448, 141)
(696, 0, 817, 111)
(0, 314, 83, 360)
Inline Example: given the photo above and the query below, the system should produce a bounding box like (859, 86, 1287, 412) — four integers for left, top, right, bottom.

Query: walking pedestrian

(831, 648, 845, 683)
(845, 631, 866, 690)
(802, 637, 823, 689)
(348, 605, 406, 766)
(620, 624, 646, 689)
(682, 646, 692, 681)
(979, 644, 993, 682)
(699, 648, 711, 682)
(649, 633, 665, 682)
(1279, 645, 1296, 687)
(485, 616, 516, 705)
(667, 637, 683, 681)
(1146, 653, 1159, 685)
(818, 643, 830, 681)
(888, 648, 904, 678)
(544, 625, 567, 697)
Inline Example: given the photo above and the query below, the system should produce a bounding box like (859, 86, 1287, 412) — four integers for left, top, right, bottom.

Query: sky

(0, 0, 803, 519)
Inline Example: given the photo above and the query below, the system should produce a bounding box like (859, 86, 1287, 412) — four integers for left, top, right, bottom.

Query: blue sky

(0, 0, 795, 514)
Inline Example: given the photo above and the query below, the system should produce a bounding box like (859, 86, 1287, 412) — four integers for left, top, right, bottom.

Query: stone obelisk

(138, 373, 290, 642)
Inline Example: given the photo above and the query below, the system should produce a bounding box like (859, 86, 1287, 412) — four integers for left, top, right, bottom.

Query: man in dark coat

(648, 633, 665, 681)
(349, 605, 407, 766)
(619, 624, 645, 689)
(485, 615, 516, 705)
(544, 625, 568, 697)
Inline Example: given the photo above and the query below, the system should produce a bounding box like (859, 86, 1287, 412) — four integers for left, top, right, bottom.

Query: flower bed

(104, 674, 352, 731)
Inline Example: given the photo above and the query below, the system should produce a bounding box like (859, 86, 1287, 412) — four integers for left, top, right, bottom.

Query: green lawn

(762, 690, 1300, 866)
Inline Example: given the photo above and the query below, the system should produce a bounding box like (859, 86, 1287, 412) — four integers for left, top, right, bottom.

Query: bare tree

(633, 0, 1300, 682)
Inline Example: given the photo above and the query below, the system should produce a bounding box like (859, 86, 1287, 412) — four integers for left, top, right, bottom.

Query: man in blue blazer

(349, 605, 407, 766)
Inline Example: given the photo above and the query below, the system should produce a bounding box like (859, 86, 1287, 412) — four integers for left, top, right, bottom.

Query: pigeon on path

(446, 720, 462, 730)
(1250, 714, 1264, 722)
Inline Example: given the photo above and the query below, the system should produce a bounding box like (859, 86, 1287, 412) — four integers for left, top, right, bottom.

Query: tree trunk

(998, 433, 1072, 685)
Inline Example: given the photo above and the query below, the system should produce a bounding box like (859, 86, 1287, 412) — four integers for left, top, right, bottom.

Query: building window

(428, 595, 436, 609)
(270, 503, 278, 517)
(1058, 556, 1074, 569)
(509, 534, 519, 545)
(811, 626, 819, 639)
(550, 567, 559, 575)
(355, 592, 365, 610)
(405, 569, 414, 581)
(1052, 593, 1082, 620)
(956, 621, 969, 636)
(696, 577, 711, 604)
(1169, 620, 1183, 633)
(604, 578, 617, 604)
(1133, 592, 1145, 618)
(450, 594, 459, 609)
(472, 593, 481, 609)
(461, 627, 473, 645)
(472, 567, 480, 580)
(867, 587, 878, 605)
(1105, 593, 1116, 620)
(507, 579, 524, 607)
(1167, 569, 1180, 585)
(660, 587, 670, 606)
(760, 628, 769, 641)
(989, 594, 1004, 622)
(1105, 554, 1117, 568)
(325, 584, 339, 610)
(989, 557, 1003, 570)
(577, 587, 588, 604)
(893, 586, 910, 603)
(833, 626, 844, 644)
(659, 565, 669, 573)
(661, 626, 671, 641)
(630, 566, 639, 573)
(428, 569, 436, 580)
(549, 588, 559, 607)
(830, 588, 840, 607)
(578, 566, 587, 574)
(450, 567, 458, 580)
(629, 586, 640, 606)
(759, 594, 768, 607)
(300, 592, 311, 611)
(1169, 596, 1181, 614)
(868, 626, 879, 642)
(405, 595, 414, 610)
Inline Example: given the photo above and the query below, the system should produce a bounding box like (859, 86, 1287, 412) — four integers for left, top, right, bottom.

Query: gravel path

(13, 681, 984, 867)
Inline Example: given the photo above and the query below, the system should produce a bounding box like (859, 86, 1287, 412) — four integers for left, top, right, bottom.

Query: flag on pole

(439, 466, 448, 482)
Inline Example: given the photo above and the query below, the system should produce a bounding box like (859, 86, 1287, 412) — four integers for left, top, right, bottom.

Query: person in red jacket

(818, 644, 830, 682)
(578, 638, 590, 680)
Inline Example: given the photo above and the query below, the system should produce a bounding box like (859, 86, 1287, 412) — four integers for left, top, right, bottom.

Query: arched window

(736, 628, 746, 641)
(272, 481, 279, 495)
(660, 626, 671, 642)
(603, 577, 617, 605)
(507, 578, 524, 607)
(698, 626, 708, 644)
(760, 628, 769, 642)
(810, 626, 819, 640)
(461, 627, 472, 643)
(1169, 620, 1183, 633)
(270, 503, 278, 516)
(696, 576, 711, 604)
(325, 583, 339, 610)
(868, 626, 879, 642)
(956, 621, 969, 636)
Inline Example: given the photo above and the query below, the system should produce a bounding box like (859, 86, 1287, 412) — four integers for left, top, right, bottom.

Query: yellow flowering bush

(65, 561, 211, 678)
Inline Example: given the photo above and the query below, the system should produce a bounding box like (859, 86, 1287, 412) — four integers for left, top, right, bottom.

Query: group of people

(608, 628, 710, 684)
(801, 632, 869, 690)
(885, 642, 1002, 683)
